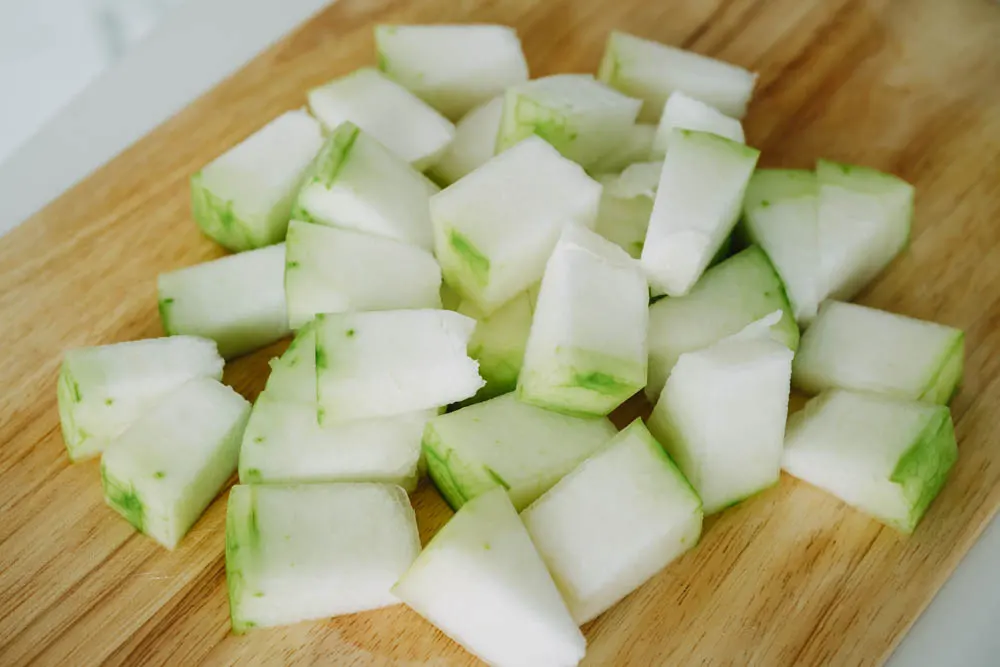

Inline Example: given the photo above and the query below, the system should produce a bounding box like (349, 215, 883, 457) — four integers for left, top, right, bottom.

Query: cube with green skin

(284, 220, 441, 329)
(157, 244, 289, 359)
(429, 96, 504, 186)
(817, 159, 914, 301)
(519, 225, 649, 416)
(793, 301, 964, 405)
(262, 322, 317, 405)
(375, 24, 529, 121)
(101, 377, 250, 549)
(307, 68, 455, 171)
(58, 336, 224, 461)
(191, 110, 323, 251)
(594, 161, 661, 258)
(496, 74, 643, 171)
(641, 129, 760, 297)
(456, 287, 537, 404)
(650, 91, 744, 159)
(290, 122, 439, 251)
(238, 393, 433, 491)
(422, 392, 617, 511)
(782, 390, 957, 533)
(741, 169, 821, 324)
(226, 483, 420, 633)
(588, 122, 656, 175)
(647, 314, 794, 514)
(315, 310, 483, 422)
(431, 135, 602, 315)
(392, 488, 585, 666)
(645, 245, 798, 402)
(521, 419, 703, 624)
(597, 31, 757, 122)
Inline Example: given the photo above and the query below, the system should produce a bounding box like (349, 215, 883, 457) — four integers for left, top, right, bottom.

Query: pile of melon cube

(57, 25, 964, 665)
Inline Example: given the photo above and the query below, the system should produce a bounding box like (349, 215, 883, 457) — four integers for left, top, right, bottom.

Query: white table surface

(0, 0, 997, 663)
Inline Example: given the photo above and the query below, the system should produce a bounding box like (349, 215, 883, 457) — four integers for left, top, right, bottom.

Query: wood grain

(2, 0, 1000, 665)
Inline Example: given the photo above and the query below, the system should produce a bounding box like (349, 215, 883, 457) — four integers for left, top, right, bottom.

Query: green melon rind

(888, 407, 958, 534)
(226, 485, 260, 634)
(422, 423, 499, 511)
(918, 331, 965, 405)
(518, 347, 646, 418)
(289, 122, 361, 221)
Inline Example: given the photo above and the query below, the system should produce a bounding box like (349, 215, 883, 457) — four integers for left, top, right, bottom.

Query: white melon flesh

(650, 91, 744, 159)
(157, 243, 289, 359)
(291, 122, 439, 251)
(597, 31, 757, 122)
(101, 377, 250, 549)
(429, 96, 504, 185)
(519, 225, 649, 416)
(793, 300, 964, 404)
(458, 288, 536, 403)
(239, 394, 433, 491)
(521, 419, 702, 624)
(742, 169, 821, 324)
(392, 487, 585, 666)
(226, 483, 420, 632)
(284, 220, 441, 329)
(315, 310, 483, 422)
(782, 390, 957, 533)
(422, 392, 617, 511)
(307, 68, 455, 170)
(594, 161, 660, 258)
(192, 110, 323, 251)
(641, 129, 759, 297)
(58, 336, 224, 461)
(647, 314, 794, 514)
(375, 24, 529, 121)
(262, 322, 317, 405)
(817, 159, 914, 301)
(431, 135, 602, 315)
(588, 122, 656, 174)
(645, 245, 798, 402)
(496, 74, 643, 170)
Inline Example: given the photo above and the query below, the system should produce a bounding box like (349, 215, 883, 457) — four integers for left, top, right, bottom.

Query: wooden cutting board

(2, 0, 1000, 664)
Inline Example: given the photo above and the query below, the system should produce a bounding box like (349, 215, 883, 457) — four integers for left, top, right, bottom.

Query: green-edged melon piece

(793, 300, 964, 405)
(650, 91, 744, 159)
(101, 377, 250, 549)
(519, 225, 648, 416)
(58, 336, 224, 461)
(782, 390, 957, 534)
(392, 487, 585, 666)
(594, 161, 661, 258)
(191, 110, 323, 251)
(588, 122, 656, 175)
(422, 392, 617, 511)
(429, 96, 504, 186)
(431, 135, 601, 315)
(521, 419, 702, 624)
(262, 322, 317, 405)
(226, 482, 420, 632)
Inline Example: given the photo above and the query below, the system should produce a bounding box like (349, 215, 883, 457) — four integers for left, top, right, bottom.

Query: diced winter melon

(496, 74, 643, 171)
(315, 310, 483, 422)
(262, 322, 317, 405)
(598, 31, 757, 122)
(429, 96, 504, 186)
(588, 122, 656, 174)
(284, 220, 441, 329)
(521, 419, 702, 624)
(645, 245, 798, 402)
(239, 394, 433, 491)
(519, 225, 649, 416)
(307, 68, 455, 170)
(226, 483, 420, 632)
(817, 159, 914, 300)
(422, 392, 617, 511)
(641, 129, 759, 297)
(458, 288, 536, 403)
(392, 487, 585, 666)
(741, 169, 821, 324)
(782, 390, 957, 533)
(431, 135, 602, 315)
(650, 91, 744, 159)
(594, 161, 660, 258)
(793, 300, 964, 404)
(290, 122, 439, 251)
(157, 244, 289, 359)
(375, 24, 529, 121)
(440, 282, 463, 311)
(647, 314, 793, 514)
(101, 377, 250, 549)
(191, 110, 323, 251)
(58, 336, 224, 461)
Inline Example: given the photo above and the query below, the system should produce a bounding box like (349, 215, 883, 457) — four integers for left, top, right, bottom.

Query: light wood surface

(2, 0, 1000, 665)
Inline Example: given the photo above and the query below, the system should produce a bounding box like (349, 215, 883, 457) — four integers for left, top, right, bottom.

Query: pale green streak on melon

(191, 172, 259, 252)
(890, 408, 958, 534)
(919, 331, 965, 405)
